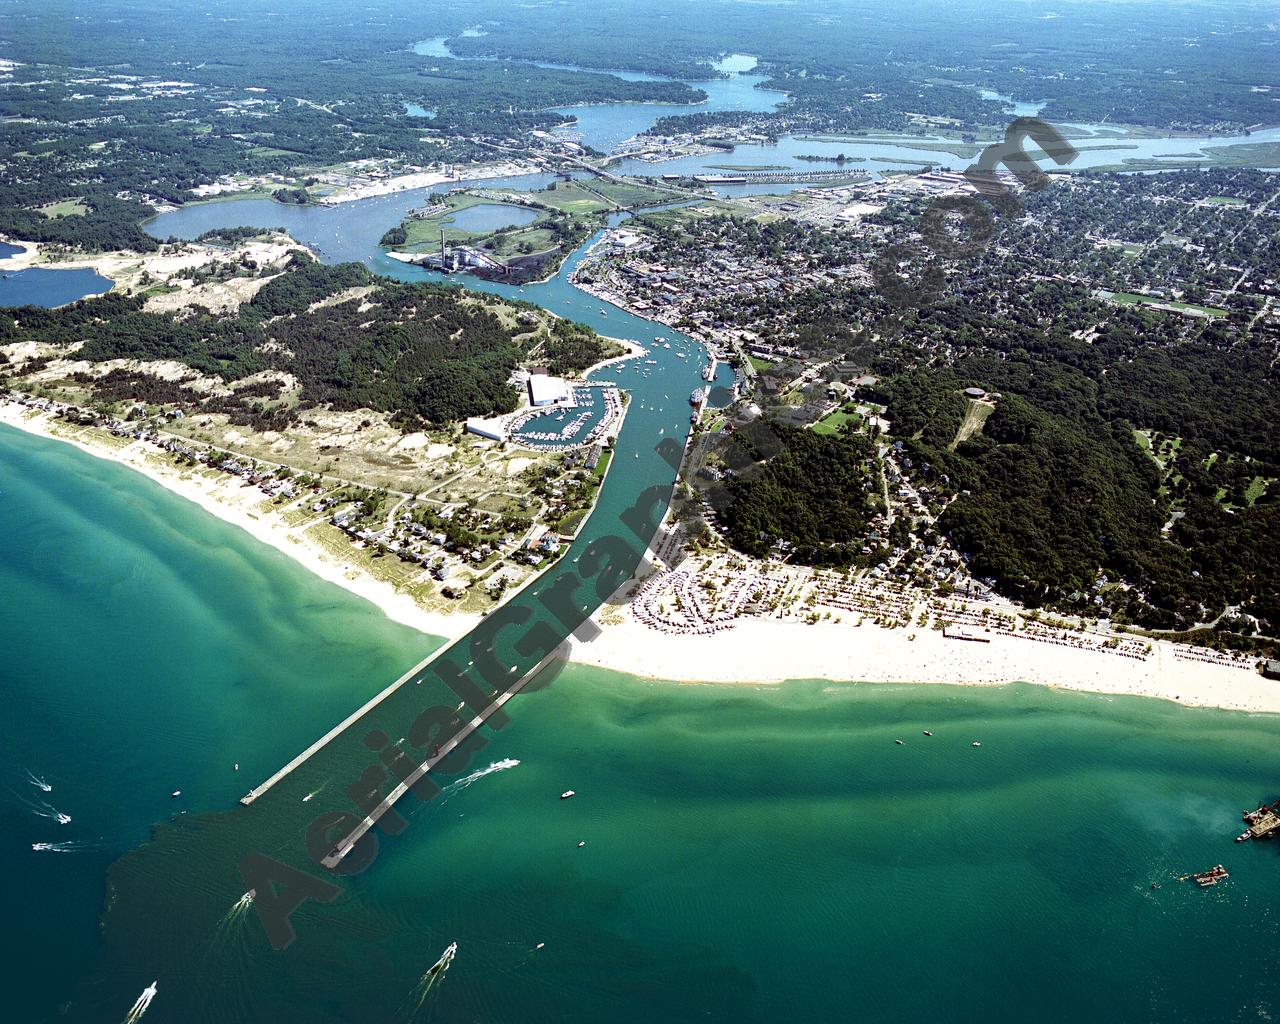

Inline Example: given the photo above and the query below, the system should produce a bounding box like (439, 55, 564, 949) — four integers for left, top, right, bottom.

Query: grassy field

(38, 198, 88, 218)
(485, 227, 558, 259)
(634, 200, 738, 232)
(531, 180, 616, 215)
(555, 507, 588, 535)
(948, 399, 995, 450)
(1093, 239, 1144, 257)
(591, 447, 613, 480)
(527, 178, 674, 214)
(1244, 476, 1273, 506)
(401, 192, 509, 247)
(812, 406, 861, 436)
(589, 179, 677, 209)
(1105, 291, 1228, 318)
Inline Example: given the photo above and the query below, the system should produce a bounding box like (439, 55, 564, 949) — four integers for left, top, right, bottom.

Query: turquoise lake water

(5, 41, 1280, 1022)
(3, 429, 1278, 1021)
(0, 425, 433, 1021)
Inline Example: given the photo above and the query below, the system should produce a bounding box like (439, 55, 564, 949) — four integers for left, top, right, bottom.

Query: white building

(529, 373, 571, 407)
(465, 416, 508, 441)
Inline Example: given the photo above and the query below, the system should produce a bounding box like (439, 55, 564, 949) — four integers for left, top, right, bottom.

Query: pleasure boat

(424, 942, 457, 978)
(561, 790, 575, 799)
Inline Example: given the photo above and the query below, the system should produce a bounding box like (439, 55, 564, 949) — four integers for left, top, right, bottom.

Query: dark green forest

(0, 256, 612, 426)
(719, 426, 882, 566)
(878, 343, 1280, 635)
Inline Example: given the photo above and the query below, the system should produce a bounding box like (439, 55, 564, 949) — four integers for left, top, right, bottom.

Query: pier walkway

(318, 648, 560, 869)
(239, 649, 445, 806)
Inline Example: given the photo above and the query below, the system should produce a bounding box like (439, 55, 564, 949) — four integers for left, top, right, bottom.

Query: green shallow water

(3, 424, 1280, 1022)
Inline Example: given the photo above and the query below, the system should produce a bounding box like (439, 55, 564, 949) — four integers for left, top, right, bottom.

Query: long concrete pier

(239, 649, 445, 806)
(319, 647, 562, 869)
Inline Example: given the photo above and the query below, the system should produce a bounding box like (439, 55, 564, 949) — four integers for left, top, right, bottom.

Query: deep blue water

(0, 242, 113, 308)
(0, 267, 112, 307)
(447, 202, 540, 232)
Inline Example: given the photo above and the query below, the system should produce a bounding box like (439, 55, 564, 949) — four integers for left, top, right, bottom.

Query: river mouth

(10, 39, 1280, 1024)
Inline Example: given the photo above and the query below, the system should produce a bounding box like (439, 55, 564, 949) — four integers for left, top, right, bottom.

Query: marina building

(529, 371, 571, 407)
(464, 416, 508, 441)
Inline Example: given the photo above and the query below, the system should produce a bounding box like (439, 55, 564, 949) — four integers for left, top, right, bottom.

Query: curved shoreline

(3, 403, 1273, 716)
(0, 404, 477, 642)
(571, 615, 1279, 715)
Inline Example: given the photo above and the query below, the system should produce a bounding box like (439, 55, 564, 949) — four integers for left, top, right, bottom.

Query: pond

(447, 202, 540, 233)
(0, 244, 113, 307)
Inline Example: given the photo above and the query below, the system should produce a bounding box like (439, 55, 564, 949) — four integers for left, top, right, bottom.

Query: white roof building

(529, 374, 570, 407)
(465, 416, 508, 441)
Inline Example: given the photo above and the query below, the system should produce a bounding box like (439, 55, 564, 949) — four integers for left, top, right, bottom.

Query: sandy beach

(0, 239, 40, 269)
(2, 400, 1275, 715)
(0, 403, 479, 642)
(571, 611, 1280, 714)
(321, 160, 545, 205)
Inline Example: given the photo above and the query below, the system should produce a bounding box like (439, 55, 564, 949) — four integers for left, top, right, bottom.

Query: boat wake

(302, 783, 327, 803)
(403, 942, 457, 1019)
(435, 758, 519, 808)
(192, 889, 258, 995)
(121, 981, 157, 1024)
(208, 889, 257, 943)
(6, 784, 71, 824)
(221, 889, 256, 922)
(26, 769, 52, 792)
(450, 758, 519, 792)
